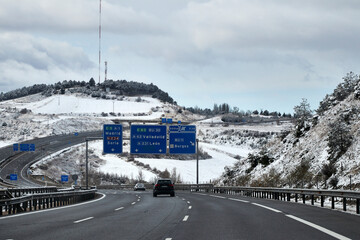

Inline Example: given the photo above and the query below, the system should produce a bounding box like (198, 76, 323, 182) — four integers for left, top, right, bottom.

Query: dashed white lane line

(210, 195, 226, 199)
(187, 201, 190, 204)
(251, 203, 282, 213)
(188, 206, 192, 210)
(228, 198, 249, 203)
(115, 207, 124, 211)
(165, 238, 172, 240)
(183, 215, 189, 222)
(137, 199, 140, 202)
(131, 202, 136, 205)
(74, 217, 94, 224)
(286, 215, 351, 240)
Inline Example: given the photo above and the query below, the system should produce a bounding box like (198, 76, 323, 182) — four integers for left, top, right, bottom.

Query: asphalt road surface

(0, 131, 102, 187)
(1, 190, 359, 240)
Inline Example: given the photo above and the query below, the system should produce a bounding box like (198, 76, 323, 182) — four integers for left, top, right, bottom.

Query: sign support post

(196, 139, 199, 185)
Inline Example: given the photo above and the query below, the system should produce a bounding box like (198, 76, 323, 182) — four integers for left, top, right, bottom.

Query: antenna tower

(98, 0, 102, 84)
(105, 61, 108, 81)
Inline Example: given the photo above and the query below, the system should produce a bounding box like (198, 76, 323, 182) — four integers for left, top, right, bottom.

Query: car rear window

(158, 180, 172, 184)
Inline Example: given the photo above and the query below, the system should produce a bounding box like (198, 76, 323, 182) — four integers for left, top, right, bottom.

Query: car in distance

(153, 179, 175, 197)
(134, 183, 146, 191)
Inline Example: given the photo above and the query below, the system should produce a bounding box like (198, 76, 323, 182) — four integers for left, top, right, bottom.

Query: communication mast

(104, 61, 108, 81)
(98, 0, 102, 84)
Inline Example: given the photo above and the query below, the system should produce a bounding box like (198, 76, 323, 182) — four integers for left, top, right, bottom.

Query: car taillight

(169, 184, 174, 187)
(155, 184, 160, 187)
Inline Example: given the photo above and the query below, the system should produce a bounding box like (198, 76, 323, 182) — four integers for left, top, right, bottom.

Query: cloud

(0, 32, 95, 92)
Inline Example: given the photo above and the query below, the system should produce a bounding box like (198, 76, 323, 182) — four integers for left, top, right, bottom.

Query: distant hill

(0, 79, 175, 104)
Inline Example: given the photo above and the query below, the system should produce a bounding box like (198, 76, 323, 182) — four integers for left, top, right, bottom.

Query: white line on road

(165, 238, 172, 240)
(251, 203, 282, 213)
(74, 217, 94, 224)
(115, 207, 124, 211)
(286, 215, 351, 240)
(187, 201, 190, 204)
(0, 193, 106, 220)
(183, 215, 189, 221)
(228, 198, 249, 203)
(188, 206, 192, 210)
(137, 199, 140, 202)
(131, 202, 136, 205)
(196, 193, 207, 196)
(210, 195, 226, 199)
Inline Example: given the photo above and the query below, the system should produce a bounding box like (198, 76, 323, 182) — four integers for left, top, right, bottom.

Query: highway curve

(0, 131, 102, 187)
(1, 190, 360, 240)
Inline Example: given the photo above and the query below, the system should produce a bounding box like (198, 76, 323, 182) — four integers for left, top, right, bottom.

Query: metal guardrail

(0, 188, 96, 216)
(186, 185, 360, 214)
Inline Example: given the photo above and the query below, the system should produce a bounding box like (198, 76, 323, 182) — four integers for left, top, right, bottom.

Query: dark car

(134, 183, 146, 191)
(153, 179, 175, 197)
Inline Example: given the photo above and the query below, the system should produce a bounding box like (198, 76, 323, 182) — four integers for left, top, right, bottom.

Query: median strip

(286, 215, 351, 240)
(74, 217, 94, 224)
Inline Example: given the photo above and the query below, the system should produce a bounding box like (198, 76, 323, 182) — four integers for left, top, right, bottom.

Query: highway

(1, 189, 359, 240)
(0, 131, 102, 187)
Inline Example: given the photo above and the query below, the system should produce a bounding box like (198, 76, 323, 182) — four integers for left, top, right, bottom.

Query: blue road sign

(61, 175, 69, 182)
(10, 174, 17, 181)
(169, 125, 196, 154)
(131, 125, 166, 154)
(29, 144, 35, 152)
(13, 144, 19, 152)
(74, 132, 79, 136)
(20, 144, 29, 152)
(161, 118, 167, 124)
(167, 118, 173, 124)
(103, 124, 123, 154)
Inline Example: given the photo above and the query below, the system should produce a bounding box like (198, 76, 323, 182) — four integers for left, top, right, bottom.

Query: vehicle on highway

(153, 178, 175, 197)
(134, 183, 146, 191)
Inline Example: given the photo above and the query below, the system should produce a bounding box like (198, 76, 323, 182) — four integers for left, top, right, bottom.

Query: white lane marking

(252, 203, 282, 213)
(196, 193, 207, 196)
(74, 217, 94, 224)
(165, 238, 172, 240)
(187, 201, 190, 204)
(115, 207, 124, 211)
(229, 198, 249, 203)
(0, 193, 106, 220)
(183, 215, 189, 221)
(132, 202, 136, 205)
(286, 215, 351, 240)
(182, 198, 186, 201)
(137, 199, 140, 202)
(188, 206, 192, 210)
(210, 195, 226, 199)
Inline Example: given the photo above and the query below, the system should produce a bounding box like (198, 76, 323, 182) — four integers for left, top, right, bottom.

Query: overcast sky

(0, 0, 359, 113)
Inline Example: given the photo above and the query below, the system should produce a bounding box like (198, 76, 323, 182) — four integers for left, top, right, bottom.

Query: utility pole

(105, 61, 107, 81)
(98, 0, 102, 84)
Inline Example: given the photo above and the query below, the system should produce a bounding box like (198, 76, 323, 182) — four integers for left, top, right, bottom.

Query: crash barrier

(97, 184, 214, 191)
(188, 185, 360, 214)
(0, 188, 96, 216)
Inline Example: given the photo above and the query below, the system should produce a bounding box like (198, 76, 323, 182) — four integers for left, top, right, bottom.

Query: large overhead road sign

(103, 124, 123, 154)
(131, 125, 166, 154)
(169, 125, 196, 154)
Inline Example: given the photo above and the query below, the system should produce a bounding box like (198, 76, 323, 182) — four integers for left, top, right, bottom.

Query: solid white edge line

(115, 207, 124, 211)
(251, 203, 282, 213)
(286, 215, 351, 240)
(74, 216, 94, 224)
(0, 193, 106, 220)
(228, 198, 249, 203)
(183, 215, 189, 221)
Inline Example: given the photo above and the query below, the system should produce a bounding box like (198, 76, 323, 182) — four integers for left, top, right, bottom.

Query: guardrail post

(295, 193, 298, 202)
(321, 196, 324, 207)
(302, 194, 306, 204)
(331, 196, 335, 209)
(357, 199, 359, 214)
(343, 198, 346, 211)
(287, 193, 291, 201)
(311, 195, 314, 205)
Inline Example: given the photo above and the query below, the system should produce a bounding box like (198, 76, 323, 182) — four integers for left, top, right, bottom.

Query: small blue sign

(61, 175, 69, 182)
(74, 132, 79, 136)
(20, 144, 30, 152)
(131, 125, 167, 154)
(29, 144, 35, 152)
(10, 174, 17, 181)
(103, 124, 123, 154)
(167, 118, 173, 124)
(161, 118, 167, 124)
(169, 125, 196, 154)
(13, 144, 19, 152)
